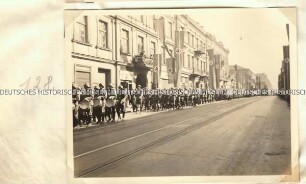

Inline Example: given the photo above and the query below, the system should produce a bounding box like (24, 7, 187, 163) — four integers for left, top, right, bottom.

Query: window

(75, 65, 91, 88)
(187, 32, 190, 44)
(197, 59, 200, 69)
(98, 21, 107, 48)
(140, 16, 144, 23)
(150, 41, 156, 56)
(191, 35, 194, 47)
(188, 55, 190, 68)
(167, 22, 173, 39)
(192, 56, 196, 68)
(192, 56, 194, 68)
(121, 29, 129, 53)
(137, 36, 144, 54)
(204, 62, 206, 72)
(75, 16, 88, 43)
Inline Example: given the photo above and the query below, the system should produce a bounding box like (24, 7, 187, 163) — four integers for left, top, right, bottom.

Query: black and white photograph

(65, 8, 299, 180)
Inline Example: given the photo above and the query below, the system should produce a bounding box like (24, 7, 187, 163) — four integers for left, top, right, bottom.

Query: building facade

(175, 15, 210, 89)
(256, 73, 272, 90)
(207, 35, 229, 90)
(278, 45, 290, 104)
(229, 65, 256, 90)
(66, 14, 230, 90)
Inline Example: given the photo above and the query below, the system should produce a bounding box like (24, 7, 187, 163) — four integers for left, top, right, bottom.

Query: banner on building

(155, 17, 165, 42)
(286, 24, 290, 41)
(166, 58, 175, 84)
(153, 54, 162, 88)
(215, 54, 221, 89)
(283, 45, 289, 59)
(174, 30, 184, 87)
(207, 49, 215, 89)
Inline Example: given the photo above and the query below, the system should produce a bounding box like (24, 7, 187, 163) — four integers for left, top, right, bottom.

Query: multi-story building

(227, 66, 238, 90)
(278, 45, 290, 91)
(66, 14, 159, 90)
(278, 44, 290, 105)
(115, 15, 158, 89)
(66, 13, 228, 90)
(67, 15, 117, 89)
(256, 73, 272, 89)
(229, 65, 256, 90)
(175, 15, 209, 89)
(207, 34, 229, 90)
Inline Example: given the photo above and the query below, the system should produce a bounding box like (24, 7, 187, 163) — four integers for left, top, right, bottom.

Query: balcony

(132, 54, 154, 69)
(194, 47, 206, 57)
(190, 68, 201, 77)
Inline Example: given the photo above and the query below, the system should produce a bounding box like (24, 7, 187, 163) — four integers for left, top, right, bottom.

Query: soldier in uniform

(183, 88, 189, 107)
(105, 84, 116, 122)
(116, 85, 127, 120)
(99, 83, 106, 123)
(193, 90, 198, 107)
(78, 84, 92, 126)
(92, 86, 101, 124)
(150, 84, 159, 111)
(130, 94, 137, 112)
(72, 84, 80, 129)
(160, 91, 168, 111)
(168, 88, 175, 110)
(189, 88, 194, 107)
(143, 87, 151, 111)
(135, 85, 143, 114)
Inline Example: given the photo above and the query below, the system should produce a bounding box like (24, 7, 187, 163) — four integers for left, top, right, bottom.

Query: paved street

(73, 96, 291, 177)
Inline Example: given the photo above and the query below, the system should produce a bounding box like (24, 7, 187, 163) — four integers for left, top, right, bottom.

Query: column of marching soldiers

(72, 83, 234, 129)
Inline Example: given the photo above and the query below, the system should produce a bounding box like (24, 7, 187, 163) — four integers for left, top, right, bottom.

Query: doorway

(136, 74, 147, 88)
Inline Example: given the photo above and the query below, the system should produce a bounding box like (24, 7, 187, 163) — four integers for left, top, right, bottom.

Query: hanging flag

(286, 24, 289, 42)
(155, 17, 165, 41)
(167, 58, 175, 84)
(174, 30, 184, 87)
(207, 49, 215, 89)
(207, 49, 215, 61)
(152, 54, 159, 87)
(152, 54, 163, 88)
(215, 54, 221, 89)
(164, 43, 173, 59)
(283, 45, 289, 59)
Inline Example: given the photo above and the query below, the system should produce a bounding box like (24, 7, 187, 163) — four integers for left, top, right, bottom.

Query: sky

(190, 8, 296, 89)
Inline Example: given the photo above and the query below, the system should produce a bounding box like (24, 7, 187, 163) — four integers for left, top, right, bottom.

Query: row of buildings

(66, 13, 271, 91)
(278, 24, 290, 105)
(229, 65, 272, 91)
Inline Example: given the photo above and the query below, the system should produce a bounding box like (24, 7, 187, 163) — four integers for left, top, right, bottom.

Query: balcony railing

(194, 47, 206, 57)
(191, 68, 201, 76)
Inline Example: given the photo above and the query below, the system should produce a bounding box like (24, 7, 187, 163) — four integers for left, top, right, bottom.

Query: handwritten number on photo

(19, 77, 31, 89)
(20, 76, 53, 89)
(33, 76, 41, 89)
(44, 76, 53, 89)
